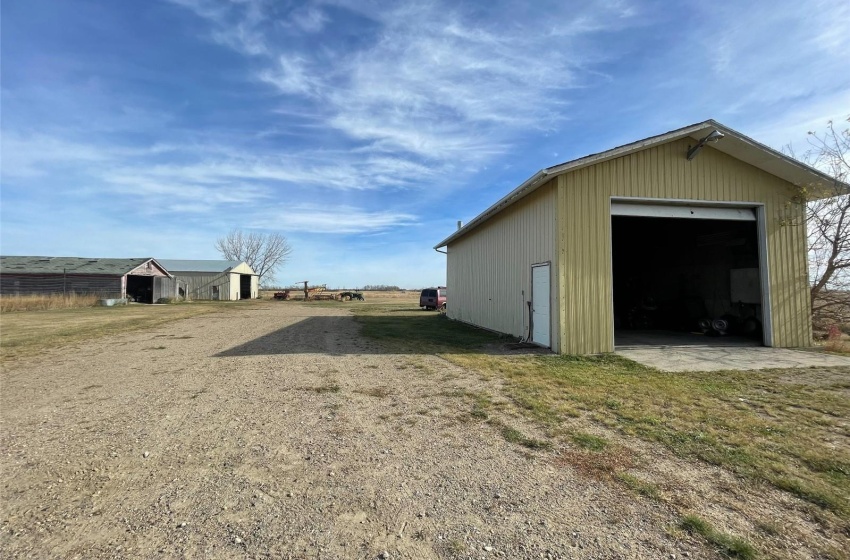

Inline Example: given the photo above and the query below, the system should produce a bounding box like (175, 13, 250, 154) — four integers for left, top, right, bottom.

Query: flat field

(1, 298, 848, 559)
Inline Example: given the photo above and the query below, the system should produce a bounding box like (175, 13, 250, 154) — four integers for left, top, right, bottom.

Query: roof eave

(704, 121, 849, 197)
(434, 169, 552, 249)
(543, 120, 716, 176)
(435, 119, 849, 248)
(434, 121, 719, 249)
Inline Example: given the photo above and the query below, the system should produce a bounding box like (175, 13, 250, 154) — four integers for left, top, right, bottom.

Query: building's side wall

(228, 273, 238, 300)
(0, 274, 123, 297)
(174, 271, 233, 300)
(251, 275, 259, 298)
(447, 179, 559, 350)
(153, 277, 180, 301)
(557, 137, 811, 354)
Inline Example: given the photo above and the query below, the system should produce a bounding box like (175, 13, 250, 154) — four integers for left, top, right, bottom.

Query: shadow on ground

(214, 313, 535, 357)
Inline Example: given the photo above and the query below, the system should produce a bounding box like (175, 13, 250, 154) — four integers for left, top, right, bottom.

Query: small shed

(157, 260, 258, 301)
(0, 256, 173, 303)
(435, 120, 848, 354)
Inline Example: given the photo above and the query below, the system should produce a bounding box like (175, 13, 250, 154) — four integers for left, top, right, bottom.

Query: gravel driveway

(1, 304, 722, 558)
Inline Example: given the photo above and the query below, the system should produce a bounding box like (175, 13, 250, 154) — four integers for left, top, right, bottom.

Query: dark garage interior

(240, 274, 251, 299)
(126, 275, 154, 304)
(612, 216, 764, 346)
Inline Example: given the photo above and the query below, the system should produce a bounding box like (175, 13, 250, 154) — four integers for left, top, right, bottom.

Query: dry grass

(300, 383, 341, 394)
(616, 473, 661, 500)
(555, 444, 636, 480)
(354, 304, 850, 557)
(354, 386, 393, 398)
(353, 305, 850, 524)
(453, 352, 850, 520)
(0, 301, 248, 363)
(0, 293, 104, 312)
(824, 338, 850, 355)
(679, 515, 757, 559)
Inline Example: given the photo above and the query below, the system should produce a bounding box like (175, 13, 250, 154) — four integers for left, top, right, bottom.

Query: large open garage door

(239, 274, 252, 299)
(126, 275, 154, 304)
(611, 201, 770, 348)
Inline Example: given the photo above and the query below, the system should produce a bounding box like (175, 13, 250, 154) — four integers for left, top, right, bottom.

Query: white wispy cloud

(2, 143, 418, 237)
(99, 149, 440, 191)
(290, 5, 328, 33)
(171, 0, 637, 163)
(5, 0, 641, 247)
(1, 131, 434, 236)
(698, 0, 850, 113)
(259, 55, 321, 96)
(0, 132, 184, 178)
(807, 0, 850, 54)
(747, 90, 850, 150)
(1, 133, 113, 177)
(171, 0, 270, 55)
(98, 172, 271, 205)
(251, 204, 418, 234)
(297, 8, 588, 158)
(2, 130, 441, 190)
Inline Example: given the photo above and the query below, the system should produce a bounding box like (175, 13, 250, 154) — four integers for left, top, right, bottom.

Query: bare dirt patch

(1, 303, 709, 559)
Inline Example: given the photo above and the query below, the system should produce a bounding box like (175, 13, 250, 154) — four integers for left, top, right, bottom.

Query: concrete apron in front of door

(615, 345, 850, 372)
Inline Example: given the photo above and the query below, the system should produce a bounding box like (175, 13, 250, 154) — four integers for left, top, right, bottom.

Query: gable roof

(157, 259, 243, 273)
(435, 119, 849, 249)
(0, 256, 169, 276)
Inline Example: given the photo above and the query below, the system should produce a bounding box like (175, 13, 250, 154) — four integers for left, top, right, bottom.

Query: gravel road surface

(0, 303, 802, 558)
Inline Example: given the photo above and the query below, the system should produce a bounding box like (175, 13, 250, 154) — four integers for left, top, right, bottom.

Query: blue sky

(2, 0, 848, 288)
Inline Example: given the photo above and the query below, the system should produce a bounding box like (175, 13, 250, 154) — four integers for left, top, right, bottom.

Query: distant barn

(0, 256, 173, 303)
(157, 260, 258, 301)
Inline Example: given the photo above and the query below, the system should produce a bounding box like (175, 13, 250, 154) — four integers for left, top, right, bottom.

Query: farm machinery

(272, 281, 364, 302)
(338, 291, 365, 301)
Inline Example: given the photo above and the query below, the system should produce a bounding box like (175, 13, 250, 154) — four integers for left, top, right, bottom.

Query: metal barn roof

(157, 259, 242, 273)
(435, 119, 849, 249)
(0, 256, 164, 276)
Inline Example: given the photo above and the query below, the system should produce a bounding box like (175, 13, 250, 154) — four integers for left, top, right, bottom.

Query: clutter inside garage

(612, 216, 764, 343)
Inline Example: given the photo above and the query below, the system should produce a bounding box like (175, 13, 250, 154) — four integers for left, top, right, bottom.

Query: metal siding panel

(557, 138, 810, 354)
(153, 277, 179, 301)
(229, 273, 239, 300)
(447, 180, 557, 344)
(176, 272, 231, 300)
(0, 274, 123, 297)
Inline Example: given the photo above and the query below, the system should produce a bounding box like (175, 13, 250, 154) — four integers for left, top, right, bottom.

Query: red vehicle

(419, 287, 447, 310)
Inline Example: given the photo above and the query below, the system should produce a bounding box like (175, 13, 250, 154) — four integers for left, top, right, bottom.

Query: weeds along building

(435, 120, 847, 354)
(157, 260, 258, 301)
(0, 256, 173, 303)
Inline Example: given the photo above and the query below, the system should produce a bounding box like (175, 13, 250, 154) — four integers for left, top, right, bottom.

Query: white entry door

(532, 263, 550, 347)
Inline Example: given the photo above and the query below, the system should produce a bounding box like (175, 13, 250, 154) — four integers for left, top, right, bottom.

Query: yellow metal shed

(436, 120, 846, 354)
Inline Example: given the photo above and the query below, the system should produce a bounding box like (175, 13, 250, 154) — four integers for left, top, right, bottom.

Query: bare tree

(790, 118, 850, 329)
(215, 230, 293, 286)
